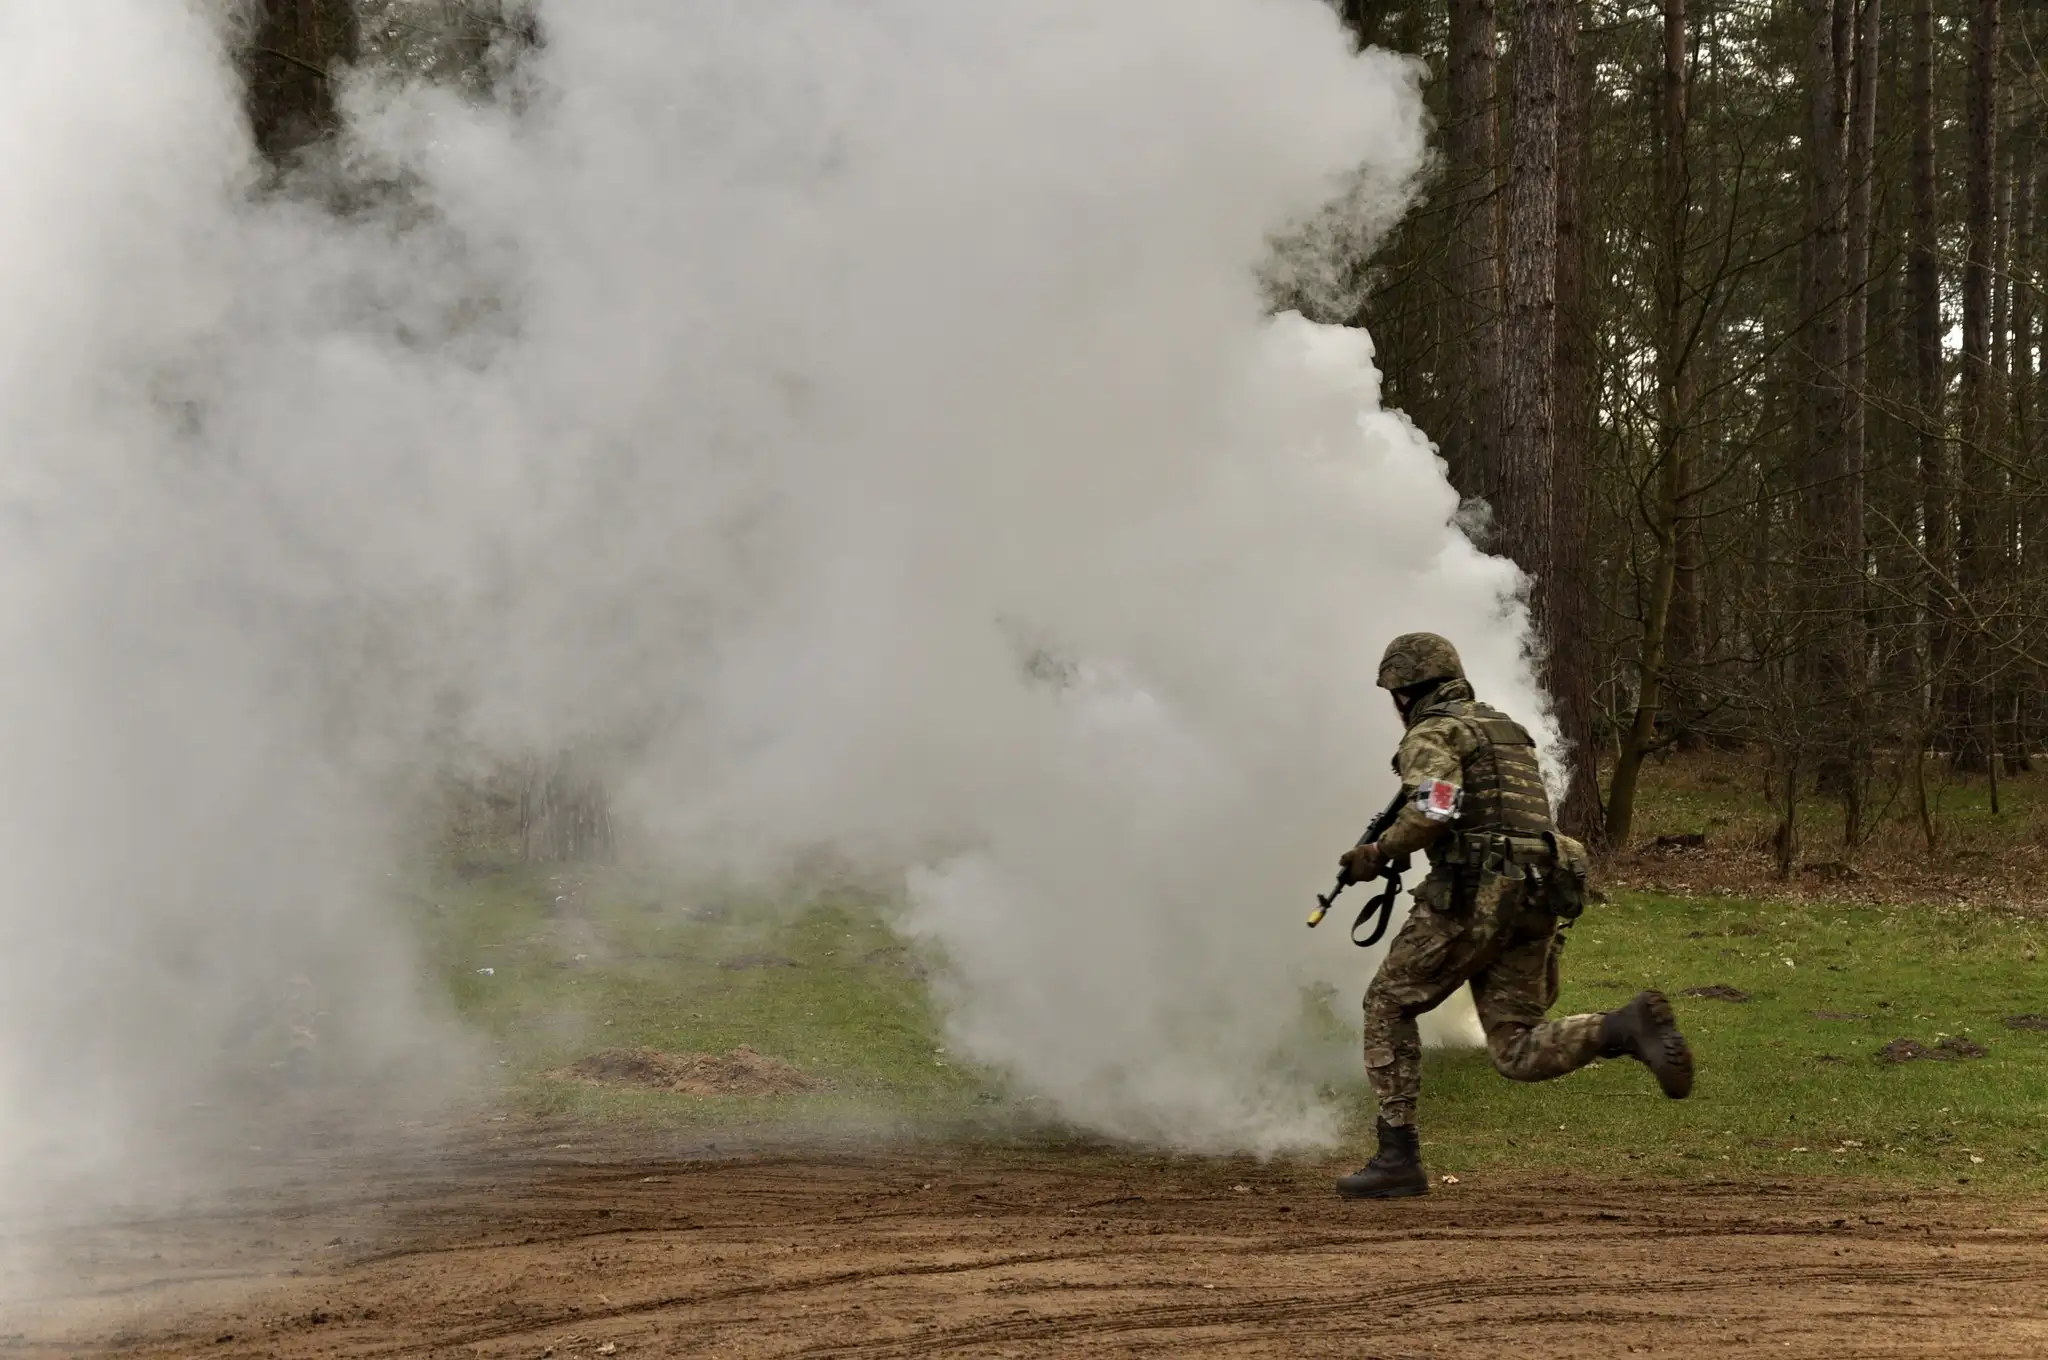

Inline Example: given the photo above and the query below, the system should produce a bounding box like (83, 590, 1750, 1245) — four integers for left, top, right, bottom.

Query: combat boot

(1336, 1117, 1429, 1199)
(1599, 990, 1695, 1099)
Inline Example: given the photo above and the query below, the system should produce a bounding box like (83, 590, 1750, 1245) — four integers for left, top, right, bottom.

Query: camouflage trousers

(1363, 869, 1605, 1128)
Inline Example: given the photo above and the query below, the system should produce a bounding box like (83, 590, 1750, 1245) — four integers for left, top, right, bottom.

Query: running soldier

(1334, 633, 1694, 1199)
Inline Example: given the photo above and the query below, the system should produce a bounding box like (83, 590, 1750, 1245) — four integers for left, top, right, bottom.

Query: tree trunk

(2015, 132, 2040, 767)
(1551, 14, 1600, 841)
(242, 0, 360, 164)
(1606, 0, 1693, 851)
(1802, 0, 1856, 827)
(1838, 0, 1880, 842)
(1912, 0, 1949, 806)
(1500, 0, 1567, 662)
(2014, 134, 2036, 472)
(1844, 0, 1881, 455)
(1775, 748, 1802, 879)
(1666, 487, 1705, 747)
(1338, 0, 1389, 49)
(519, 750, 616, 864)
(1605, 456, 1682, 849)
(1499, 0, 1588, 838)
(1955, 0, 2001, 768)
(1989, 104, 2019, 771)
(1991, 94, 2012, 470)
(1445, 0, 1505, 507)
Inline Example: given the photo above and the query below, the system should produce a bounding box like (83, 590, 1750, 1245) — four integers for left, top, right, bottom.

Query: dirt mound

(1683, 984, 1751, 1002)
(2005, 1014, 2048, 1032)
(550, 1046, 825, 1097)
(1877, 1036, 1988, 1063)
(717, 953, 800, 971)
(863, 945, 931, 980)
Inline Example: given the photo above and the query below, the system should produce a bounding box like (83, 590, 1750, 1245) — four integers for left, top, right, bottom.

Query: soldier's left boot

(1599, 990, 1695, 1098)
(1336, 1117, 1429, 1199)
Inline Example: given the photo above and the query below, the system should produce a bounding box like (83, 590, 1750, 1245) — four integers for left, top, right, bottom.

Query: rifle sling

(1350, 872, 1402, 948)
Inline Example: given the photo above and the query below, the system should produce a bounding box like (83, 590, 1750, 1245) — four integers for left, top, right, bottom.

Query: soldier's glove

(1339, 842, 1384, 885)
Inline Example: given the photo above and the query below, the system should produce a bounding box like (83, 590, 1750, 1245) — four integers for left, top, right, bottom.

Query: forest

(242, 0, 2048, 870)
(1312, 0, 2048, 871)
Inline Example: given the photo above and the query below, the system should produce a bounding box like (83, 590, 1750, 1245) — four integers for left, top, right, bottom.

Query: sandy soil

(5, 1133, 2046, 1359)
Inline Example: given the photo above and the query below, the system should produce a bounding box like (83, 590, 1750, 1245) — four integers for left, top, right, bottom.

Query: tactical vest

(1413, 696, 1554, 838)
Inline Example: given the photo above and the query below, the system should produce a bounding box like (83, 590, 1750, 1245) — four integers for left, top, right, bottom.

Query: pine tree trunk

(1802, 0, 1856, 823)
(1667, 118, 1706, 752)
(242, 0, 360, 164)
(1500, 0, 1589, 839)
(1955, 0, 2002, 770)
(1445, 0, 1505, 505)
(1551, 17, 1600, 842)
(2014, 133, 2040, 767)
(1606, 0, 1693, 850)
(2015, 137, 2035, 468)
(1912, 0, 1950, 817)
(1988, 101, 2017, 773)
(1338, 0, 1387, 49)
(519, 750, 616, 865)
(1845, 0, 1881, 455)
(1837, 0, 1880, 842)
(1500, 0, 1567, 648)
(1992, 95, 2013, 458)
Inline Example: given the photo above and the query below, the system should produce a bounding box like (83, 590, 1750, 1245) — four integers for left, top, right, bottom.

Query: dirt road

(7, 1136, 2047, 1358)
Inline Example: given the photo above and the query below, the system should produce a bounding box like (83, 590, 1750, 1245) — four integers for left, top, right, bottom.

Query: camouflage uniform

(1360, 638, 1604, 1129)
(1336, 637, 1690, 1198)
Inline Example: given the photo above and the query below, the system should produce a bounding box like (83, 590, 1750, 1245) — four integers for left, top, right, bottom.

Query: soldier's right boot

(1599, 990, 1695, 1099)
(1335, 1117, 1429, 1199)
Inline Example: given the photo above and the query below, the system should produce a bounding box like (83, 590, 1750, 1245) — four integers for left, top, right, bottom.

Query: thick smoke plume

(0, 0, 1552, 1216)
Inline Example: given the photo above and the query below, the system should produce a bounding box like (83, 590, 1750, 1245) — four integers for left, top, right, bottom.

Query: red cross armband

(1412, 778, 1462, 823)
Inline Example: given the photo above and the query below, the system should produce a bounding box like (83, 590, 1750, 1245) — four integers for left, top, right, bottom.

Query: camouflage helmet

(1376, 632, 1464, 691)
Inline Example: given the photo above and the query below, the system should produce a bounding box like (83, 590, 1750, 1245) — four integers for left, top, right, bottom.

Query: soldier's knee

(1367, 998, 1434, 1037)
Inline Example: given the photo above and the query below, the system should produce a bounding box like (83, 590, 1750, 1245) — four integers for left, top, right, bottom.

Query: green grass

(1617, 747, 2048, 856)
(410, 859, 989, 1129)
(407, 854, 2048, 1190)
(1412, 890, 2048, 1189)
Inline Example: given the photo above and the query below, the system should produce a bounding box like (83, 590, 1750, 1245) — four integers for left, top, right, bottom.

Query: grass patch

(1412, 890, 2048, 1189)
(410, 855, 2048, 1190)
(1616, 747, 2048, 853)
(410, 858, 990, 1130)
(1600, 749, 2048, 911)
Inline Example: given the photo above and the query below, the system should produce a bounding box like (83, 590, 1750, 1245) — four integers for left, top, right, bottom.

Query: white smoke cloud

(0, 0, 1551, 1213)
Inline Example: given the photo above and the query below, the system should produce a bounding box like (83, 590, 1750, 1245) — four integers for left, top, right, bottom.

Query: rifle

(1307, 786, 1412, 948)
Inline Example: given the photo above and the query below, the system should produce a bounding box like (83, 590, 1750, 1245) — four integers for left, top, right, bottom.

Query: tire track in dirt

(785, 1259, 2048, 1358)
(420, 1229, 2042, 1352)
(408, 1246, 1160, 1353)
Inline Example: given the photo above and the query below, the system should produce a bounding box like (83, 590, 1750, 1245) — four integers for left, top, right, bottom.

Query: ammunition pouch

(1435, 829, 1553, 869)
(1434, 829, 1589, 922)
(1539, 831, 1592, 921)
